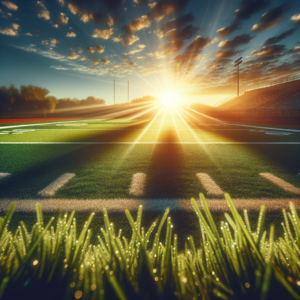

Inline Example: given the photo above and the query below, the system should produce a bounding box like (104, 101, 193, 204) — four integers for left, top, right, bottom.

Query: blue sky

(0, 0, 300, 105)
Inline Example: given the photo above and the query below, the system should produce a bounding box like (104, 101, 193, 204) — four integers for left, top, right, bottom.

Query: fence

(214, 74, 300, 107)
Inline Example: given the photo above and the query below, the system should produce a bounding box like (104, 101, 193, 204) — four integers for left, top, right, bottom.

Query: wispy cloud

(36, 1, 50, 21)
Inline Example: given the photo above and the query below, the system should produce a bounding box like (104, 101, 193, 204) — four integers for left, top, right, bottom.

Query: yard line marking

(0, 173, 10, 179)
(129, 173, 147, 196)
(37, 173, 75, 196)
(0, 120, 82, 130)
(260, 173, 300, 195)
(196, 173, 224, 196)
(1, 142, 300, 145)
(0, 198, 299, 213)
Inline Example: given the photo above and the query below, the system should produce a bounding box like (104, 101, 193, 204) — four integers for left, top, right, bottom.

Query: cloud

(122, 15, 151, 35)
(0, 22, 18, 35)
(263, 28, 297, 46)
(173, 35, 211, 74)
(252, 44, 286, 57)
(57, 12, 68, 25)
(0, 27, 17, 35)
(66, 32, 76, 37)
(160, 12, 194, 33)
(107, 16, 114, 27)
(251, 3, 290, 32)
(218, 34, 253, 48)
(57, 0, 64, 7)
(128, 61, 136, 66)
(122, 35, 139, 45)
(122, 0, 191, 37)
(215, 49, 242, 58)
(53, 24, 59, 28)
(86, 45, 105, 53)
(217, 22, 241, 38)
(80, 56, 86, 60)
(137, 56, 144, 59)
(216, 0, 269, 38)
(25, 32, 33, 36)
(287, 46, 300, 54)
(150, 40, 184, 58)
(112, 35, 122, 42)
(36, 1, 50, 21)
(123, 45, 146, 56)
(67, 52, 80, 59)
(91, 59, 109, 65)
(50, 65, 68, 70)
(1, 1, 18, 10)
(92, 28, 114, 39)
(41, 38, 59, 49)
(166, 24, 198, 41)
(12, 22, 18, 30)
(68, 0, 123, 26)
(291, 14, 300, 24)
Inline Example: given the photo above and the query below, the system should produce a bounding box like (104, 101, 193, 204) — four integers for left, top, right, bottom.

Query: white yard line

(196, 173, 224, 196)
(0, 173, 10, 179)
(260, 173, 300, 195)
(129, 173, 147, 196)
(37, 173, 75, 196)
(1, 142, 300, 145)
(0, 198, 299, 213)
(0, 120, 80, 130)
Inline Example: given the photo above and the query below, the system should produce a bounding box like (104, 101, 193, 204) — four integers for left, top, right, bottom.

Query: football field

(0, 106, 299, 213)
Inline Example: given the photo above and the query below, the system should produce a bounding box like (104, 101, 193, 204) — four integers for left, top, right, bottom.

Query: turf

(0, 113, 300, 199)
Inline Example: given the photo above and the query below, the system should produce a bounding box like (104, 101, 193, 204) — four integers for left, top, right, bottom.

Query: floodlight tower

(234, 57, 242, 96)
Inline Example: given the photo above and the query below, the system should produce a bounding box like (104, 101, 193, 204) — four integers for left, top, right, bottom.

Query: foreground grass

(1, 194, 300, 299)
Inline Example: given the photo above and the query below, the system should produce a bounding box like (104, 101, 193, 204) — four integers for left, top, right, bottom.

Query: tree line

(0, 84, 105, 117)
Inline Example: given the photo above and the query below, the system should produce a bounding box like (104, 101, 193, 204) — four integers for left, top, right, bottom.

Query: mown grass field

(0, 106, 300, 242)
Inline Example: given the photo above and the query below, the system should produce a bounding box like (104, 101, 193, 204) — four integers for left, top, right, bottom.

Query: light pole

(234, 57, 242, 96)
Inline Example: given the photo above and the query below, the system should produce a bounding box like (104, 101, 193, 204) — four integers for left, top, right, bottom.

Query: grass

(0, 144, 299, 199)
(1, 194, 300, 300)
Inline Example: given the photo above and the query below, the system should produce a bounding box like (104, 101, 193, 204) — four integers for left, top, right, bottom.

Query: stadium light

(234, 57, 242, 96)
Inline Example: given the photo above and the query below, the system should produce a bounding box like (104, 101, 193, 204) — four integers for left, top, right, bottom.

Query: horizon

(0, 0, 300, 106)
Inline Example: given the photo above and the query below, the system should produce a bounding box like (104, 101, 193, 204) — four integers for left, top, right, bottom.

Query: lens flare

(160, 91, 179, 106)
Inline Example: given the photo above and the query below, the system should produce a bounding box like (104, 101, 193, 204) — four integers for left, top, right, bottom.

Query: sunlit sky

(0, 0, 300, 105)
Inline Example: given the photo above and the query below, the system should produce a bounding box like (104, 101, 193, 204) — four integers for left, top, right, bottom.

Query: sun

(160, 91, 179, 106)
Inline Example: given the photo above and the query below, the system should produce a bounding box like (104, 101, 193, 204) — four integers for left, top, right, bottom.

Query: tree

(0, 84, 20, 115)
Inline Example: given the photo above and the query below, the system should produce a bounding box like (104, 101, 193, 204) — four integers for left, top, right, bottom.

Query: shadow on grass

(146, 129, 185, 198)
(0, 121, 150, 198)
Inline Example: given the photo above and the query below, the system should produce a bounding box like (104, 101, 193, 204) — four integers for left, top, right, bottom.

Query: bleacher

(268, 88, 300, 110)
(218, 80, 300, 111)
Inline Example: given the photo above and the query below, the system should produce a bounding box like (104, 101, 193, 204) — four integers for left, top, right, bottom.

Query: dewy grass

(1, 194, 300, 299)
